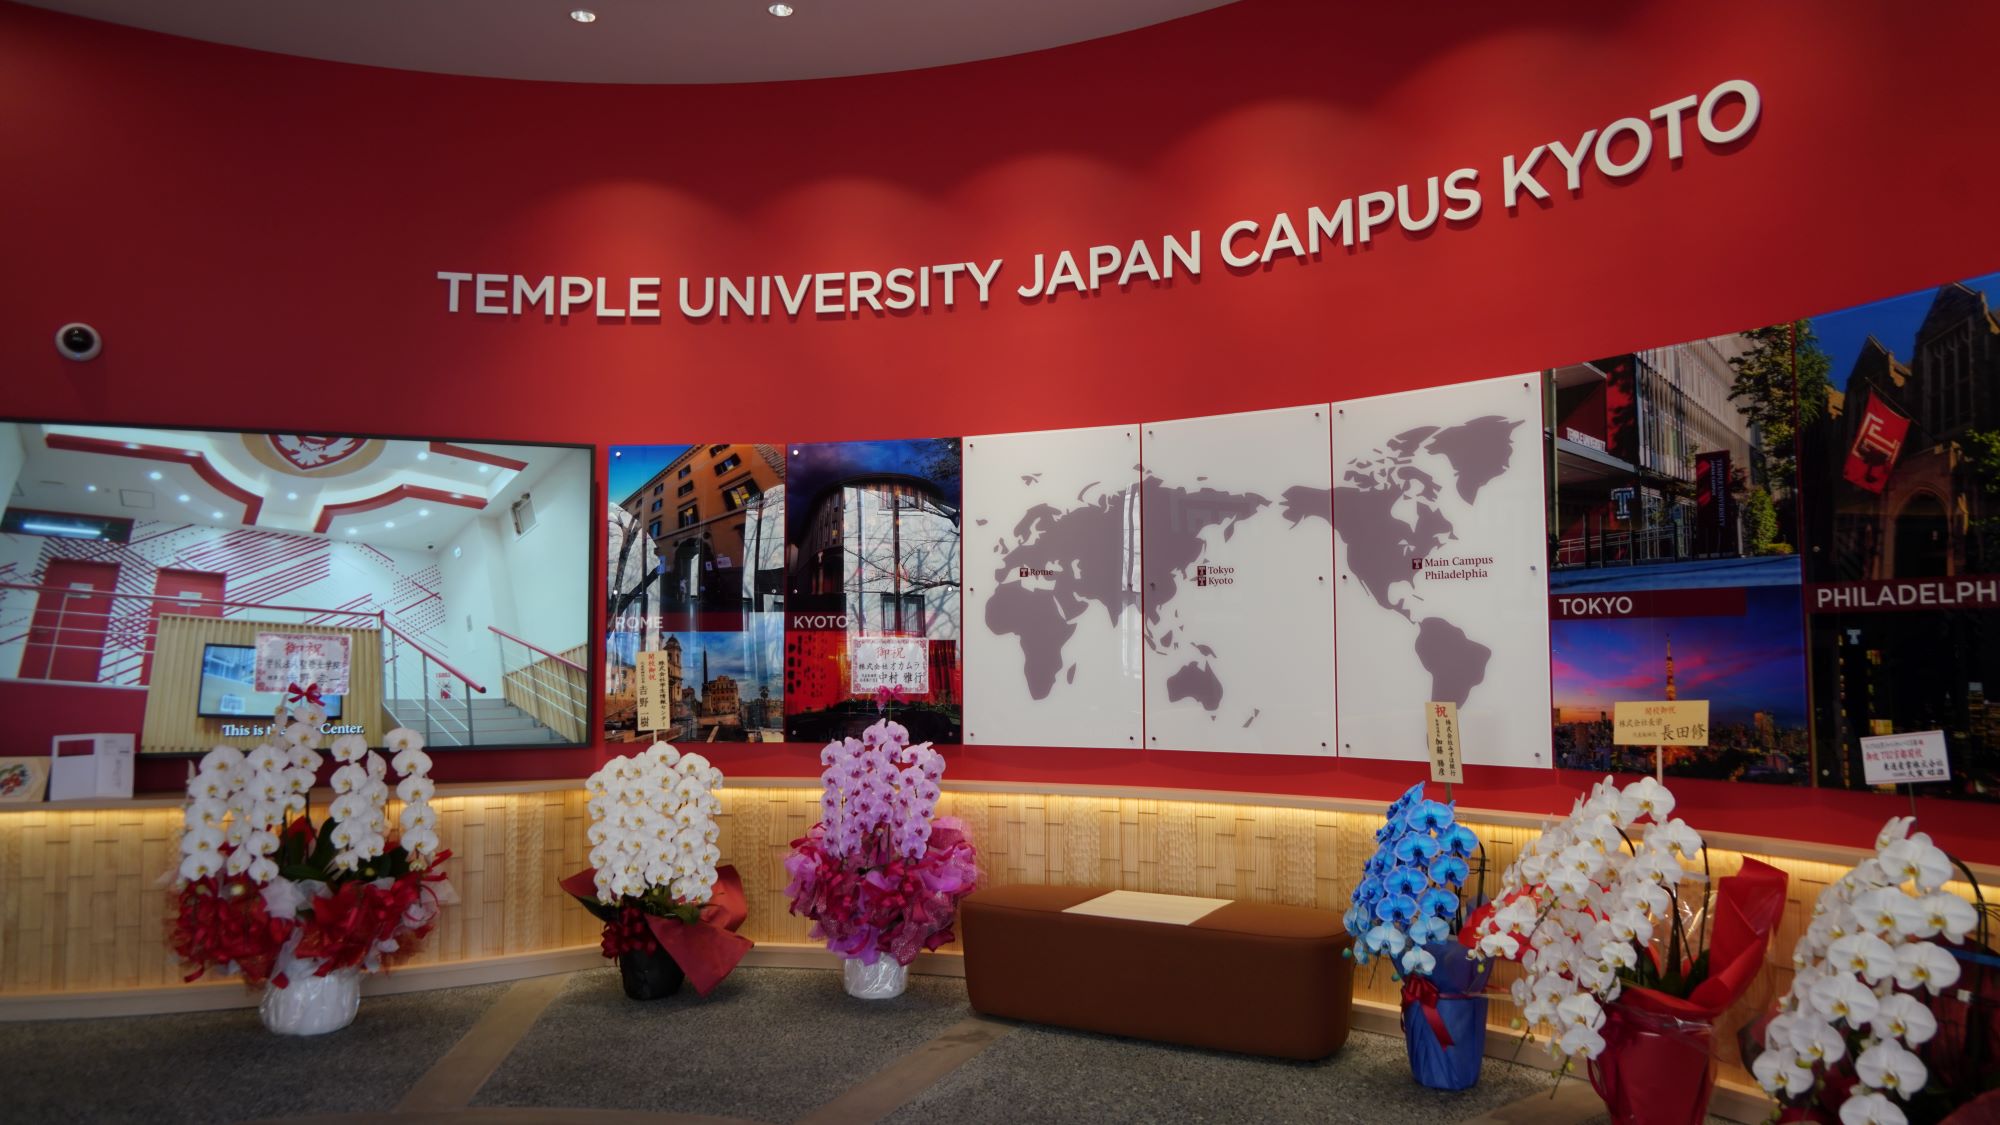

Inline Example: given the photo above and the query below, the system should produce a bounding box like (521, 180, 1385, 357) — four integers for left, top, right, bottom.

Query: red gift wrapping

(1588, 857, 1789, 1125)
(560, 864, 753, 997)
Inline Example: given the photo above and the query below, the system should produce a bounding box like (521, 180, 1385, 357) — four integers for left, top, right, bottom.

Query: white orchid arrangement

(1753, 817, 1979, 1125)
(182, 716, 439, 883)
(583, 743, 724, 910)
(171, 696, 452, 989)
(1466, 776, 1709, 1061)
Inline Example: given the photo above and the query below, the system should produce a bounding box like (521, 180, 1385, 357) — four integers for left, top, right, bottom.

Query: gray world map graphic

(980, 414, 1519, 718)
(1334, 415, 1521, 707)
(981, 469, 1314, 722)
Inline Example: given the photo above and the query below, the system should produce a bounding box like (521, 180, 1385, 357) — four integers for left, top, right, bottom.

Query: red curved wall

(6, 0, 2000, 857)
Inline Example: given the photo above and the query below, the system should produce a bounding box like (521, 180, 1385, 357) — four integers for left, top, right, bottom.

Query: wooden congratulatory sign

(1612, 700, 1710, 746)
(634, 649, 671, 732)
(1425, 701, 1463, 784)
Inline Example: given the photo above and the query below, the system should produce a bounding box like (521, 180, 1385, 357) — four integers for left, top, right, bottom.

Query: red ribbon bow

(286, 682, 325, 706)
(559, 864, 754, 997)
(1402, 975, 1456, 1048)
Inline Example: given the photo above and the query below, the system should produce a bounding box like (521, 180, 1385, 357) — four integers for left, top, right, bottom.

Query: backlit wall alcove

(5, 8, 2000, 1105)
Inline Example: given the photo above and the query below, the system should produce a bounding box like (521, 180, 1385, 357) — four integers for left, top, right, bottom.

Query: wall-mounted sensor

(55, 323, 101, 361)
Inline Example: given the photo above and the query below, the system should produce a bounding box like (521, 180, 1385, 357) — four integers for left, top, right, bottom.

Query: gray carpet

(472, 966, 973, 1123)
(883, 1022, 1554, 1125)
(0, 981, 511, 1125)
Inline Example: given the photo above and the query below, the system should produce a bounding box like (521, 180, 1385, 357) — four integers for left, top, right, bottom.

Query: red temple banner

(1842, 393, 1910, 494)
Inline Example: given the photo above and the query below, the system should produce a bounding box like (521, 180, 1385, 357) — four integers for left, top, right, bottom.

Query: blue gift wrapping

(1400, 941, 1492, 1090)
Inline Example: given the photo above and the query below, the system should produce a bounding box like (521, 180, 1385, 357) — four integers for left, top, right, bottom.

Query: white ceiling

(3, 422, 580, 553)
(22, 0, 1241, 84)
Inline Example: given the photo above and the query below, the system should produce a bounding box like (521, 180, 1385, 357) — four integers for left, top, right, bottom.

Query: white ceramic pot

(841, 956, 910, 1000)
(259, 953, 362, 1035)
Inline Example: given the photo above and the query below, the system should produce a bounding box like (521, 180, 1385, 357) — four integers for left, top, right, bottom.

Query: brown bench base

(961, 885, 1355, 1060)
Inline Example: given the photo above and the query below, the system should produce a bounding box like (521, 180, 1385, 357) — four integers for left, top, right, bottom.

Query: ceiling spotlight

(286, 491, 298, 500)
(385, 520, 396, 529)
(477, 465, 490, 473)
(123, 442, 139, 450)
(346, 528, 357, 536)
(85, 484, 98, 492)
(418, 508, 431, 517)
(147, 470, 162, 481)
(177, 494, 190, 503)
(769, 3, 794, 15)
(211, 510, 224, 520)
(570, 8, 596, 22)
(416, 450, 429, 460)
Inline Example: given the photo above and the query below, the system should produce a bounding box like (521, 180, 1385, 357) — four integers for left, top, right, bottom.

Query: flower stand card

(0, 757, 50, 804)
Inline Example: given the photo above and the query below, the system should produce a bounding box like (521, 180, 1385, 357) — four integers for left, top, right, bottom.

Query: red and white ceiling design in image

(9, 424, 547, 551)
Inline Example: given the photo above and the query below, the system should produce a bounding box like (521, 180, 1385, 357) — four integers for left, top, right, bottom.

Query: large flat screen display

(0, 420, 594, 754)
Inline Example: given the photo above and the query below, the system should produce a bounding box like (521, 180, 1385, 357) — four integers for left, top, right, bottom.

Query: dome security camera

(55, 323, 102, 361)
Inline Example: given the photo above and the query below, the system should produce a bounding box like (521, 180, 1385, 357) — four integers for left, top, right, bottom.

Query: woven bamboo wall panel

(139, 616, 384, 755)
(0, 777, 1942, 1070)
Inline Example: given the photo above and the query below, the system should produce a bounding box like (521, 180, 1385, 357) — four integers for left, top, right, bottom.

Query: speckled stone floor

(1, 968, 1750, 1125)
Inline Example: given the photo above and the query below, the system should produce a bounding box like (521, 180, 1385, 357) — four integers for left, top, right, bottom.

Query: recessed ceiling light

(346, 528, 357, 536)
(286, 491, 298, 500)
(418, 508, 431, 517)
(177, 494, 190, 503)
(123, 442, 139, 450)
(570, 8, 596, 22)
(769, 3, 794, 15)
(477, 465, 490, 474)
(85, 484, 97, 492)
(147, 470, 162, 481)
(416, 450, 429, 460)
(211, 510, 224, 520)
(450, 493, 463, 500)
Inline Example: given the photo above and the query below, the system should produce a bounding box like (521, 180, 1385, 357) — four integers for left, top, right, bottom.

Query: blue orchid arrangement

(1344, 782, 1482, 979)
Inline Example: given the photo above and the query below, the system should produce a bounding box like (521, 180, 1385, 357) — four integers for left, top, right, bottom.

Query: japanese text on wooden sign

(1611, 700, 1709, 746)
(635, 649, 671, 733)
(1426, 701, 1463, 784)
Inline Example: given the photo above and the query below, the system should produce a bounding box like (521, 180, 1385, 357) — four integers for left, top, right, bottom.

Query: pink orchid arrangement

(783, 718, 979, 966)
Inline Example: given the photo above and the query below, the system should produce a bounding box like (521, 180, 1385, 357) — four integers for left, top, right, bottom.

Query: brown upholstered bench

(960, 885, 1355, 1060)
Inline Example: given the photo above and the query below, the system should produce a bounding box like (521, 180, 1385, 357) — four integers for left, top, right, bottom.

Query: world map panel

(1332, 374, 1552, 768)
(1139, 404, 1335, 755)
(961, 424, 1143, 749)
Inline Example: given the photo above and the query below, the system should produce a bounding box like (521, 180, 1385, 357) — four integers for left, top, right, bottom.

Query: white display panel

(1140, 404, 1335, 755)
(962, 424, 1143, 748)
(1332, 373, 1552, 768)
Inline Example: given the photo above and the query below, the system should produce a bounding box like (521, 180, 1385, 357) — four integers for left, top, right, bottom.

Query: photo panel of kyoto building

(783, 438, 963, 745)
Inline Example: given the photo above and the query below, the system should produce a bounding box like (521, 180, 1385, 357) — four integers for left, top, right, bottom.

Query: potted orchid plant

(1750, 816, 1993, 1125)
(1464, 776, 1787, 1125)
(561, 743, 751, 999)
(783, 718, 979, 999)
(1345, 782, 1488, 1089)
(169, 690, 451, 1035)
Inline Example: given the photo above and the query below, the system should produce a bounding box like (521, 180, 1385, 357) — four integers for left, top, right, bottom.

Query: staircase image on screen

(0, 420, 593, 756)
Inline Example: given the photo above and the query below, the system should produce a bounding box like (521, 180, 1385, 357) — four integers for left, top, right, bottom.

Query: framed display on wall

(0, 419, 595, 758)
(1139, 404, 1335, 756)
